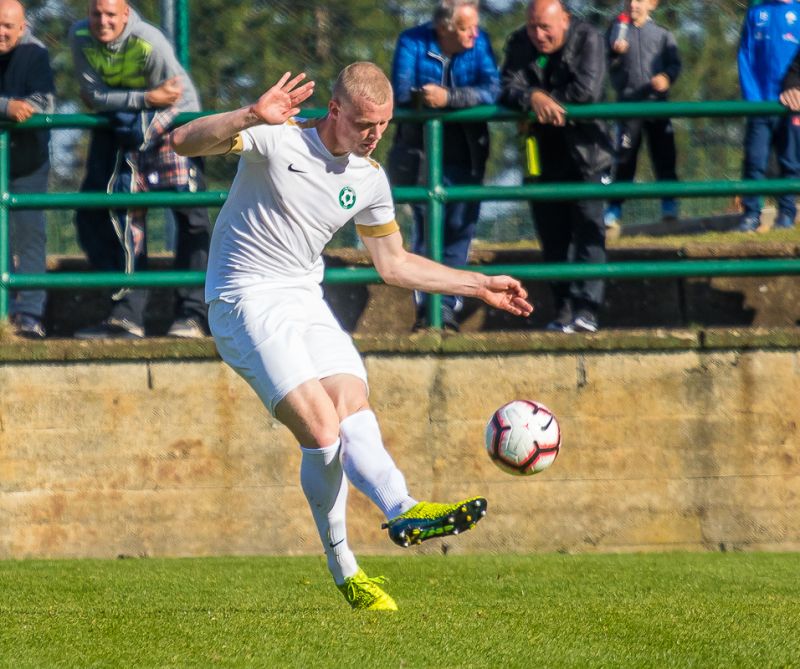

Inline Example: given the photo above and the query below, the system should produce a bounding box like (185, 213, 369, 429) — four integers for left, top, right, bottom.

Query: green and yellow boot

(338, 569, 398, 611)
(382, 497, 487, 547)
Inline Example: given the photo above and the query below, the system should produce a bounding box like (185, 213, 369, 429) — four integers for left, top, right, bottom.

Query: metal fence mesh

(18, 0, 751, 252)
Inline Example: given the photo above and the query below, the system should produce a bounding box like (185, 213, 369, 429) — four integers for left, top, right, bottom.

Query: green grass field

(2, 552, 799, 668)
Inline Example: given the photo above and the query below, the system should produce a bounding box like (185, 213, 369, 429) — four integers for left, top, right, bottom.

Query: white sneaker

(167, 317, 206, 338)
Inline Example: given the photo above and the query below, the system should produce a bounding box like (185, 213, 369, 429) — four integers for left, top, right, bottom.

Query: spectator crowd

(3, 0, 799, 338)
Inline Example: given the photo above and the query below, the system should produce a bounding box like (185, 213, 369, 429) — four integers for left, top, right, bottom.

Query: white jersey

(205, 119, 396, 302)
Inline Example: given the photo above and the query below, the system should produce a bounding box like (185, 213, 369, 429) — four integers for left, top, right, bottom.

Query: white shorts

(208, 284, 368, 414)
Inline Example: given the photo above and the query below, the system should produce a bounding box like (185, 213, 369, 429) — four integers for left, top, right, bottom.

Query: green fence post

(175, 0, 190, 70)
(424, 117, 444, 329)
(0, 129, 9, 321)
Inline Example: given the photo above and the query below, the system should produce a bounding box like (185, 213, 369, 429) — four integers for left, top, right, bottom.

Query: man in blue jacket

(738, 0, 800, 231)
(388, 0, 500, 331)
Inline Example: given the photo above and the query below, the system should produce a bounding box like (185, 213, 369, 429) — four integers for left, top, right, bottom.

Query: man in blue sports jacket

(388, 0, 500, 331)
(738, 0, 800, 231)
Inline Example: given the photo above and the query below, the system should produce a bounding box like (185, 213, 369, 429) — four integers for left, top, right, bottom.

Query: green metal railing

(2, 100, 800, 328)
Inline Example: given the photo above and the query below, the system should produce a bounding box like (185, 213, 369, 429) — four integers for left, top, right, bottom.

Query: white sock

(339, 410, 417, 520)
(299, 441, 359, 585)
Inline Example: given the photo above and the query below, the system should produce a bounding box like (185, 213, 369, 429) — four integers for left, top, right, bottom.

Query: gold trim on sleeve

(225, 133, 243, 154)
(356, 220, 400, 238)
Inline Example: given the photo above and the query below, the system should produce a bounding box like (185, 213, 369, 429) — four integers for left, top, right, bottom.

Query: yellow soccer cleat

(337, 569, 398, 611)
(382, 497, 488, 548)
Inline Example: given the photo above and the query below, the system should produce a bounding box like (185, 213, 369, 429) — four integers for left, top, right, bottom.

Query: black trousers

(610, 117, 677, 207)
(75, 128, 211, 328)
(529, 171, 606, 315)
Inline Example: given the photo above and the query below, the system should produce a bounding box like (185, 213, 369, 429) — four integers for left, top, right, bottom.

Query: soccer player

(171, 62, 533, 611)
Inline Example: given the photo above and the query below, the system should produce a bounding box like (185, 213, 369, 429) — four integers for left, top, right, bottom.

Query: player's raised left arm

(361, 230, 533, 317)
(172, 72, 315, 156)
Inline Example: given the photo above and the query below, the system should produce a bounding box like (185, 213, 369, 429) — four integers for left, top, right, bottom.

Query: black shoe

(167, 317, 206, 338)
(12, 313, 45, 339)
(411, 308, 428, 332)
(545, 304, 574, 333)
(442, 304, 460, 332)
(412, 306, 460, 332)
(75, 317, 144, 339)
(572, 310, 599, 333)
(546, 319, 575, 333)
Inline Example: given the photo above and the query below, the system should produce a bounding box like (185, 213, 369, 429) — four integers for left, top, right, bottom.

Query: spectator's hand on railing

(530, 90, 566, 126)
(476, 276, 533, 318)
(780, 87, 800, 112)
(250, 72, 315, 125)
(6, 99, 35, 122)
(145, 77, 183, 108)
(420, 84, 449, 109)
(651, 74, 671, 93)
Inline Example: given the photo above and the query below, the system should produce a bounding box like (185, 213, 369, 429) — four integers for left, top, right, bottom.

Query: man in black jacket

(500, 0, 613, 332)
(0, 0, 54, 338)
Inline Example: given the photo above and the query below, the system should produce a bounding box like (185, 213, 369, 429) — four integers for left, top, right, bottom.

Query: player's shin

(299, 442, 358, 584)
(339, 410, 417, 520)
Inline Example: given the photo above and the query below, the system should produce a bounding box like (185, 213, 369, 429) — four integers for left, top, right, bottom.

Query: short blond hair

(332, 62, 392, 106)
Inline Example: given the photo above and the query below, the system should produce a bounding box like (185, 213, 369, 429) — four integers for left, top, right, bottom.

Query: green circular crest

(339, 186, 356, 210)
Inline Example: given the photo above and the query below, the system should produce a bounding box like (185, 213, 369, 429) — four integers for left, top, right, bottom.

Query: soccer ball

(485, 400, 561, 476)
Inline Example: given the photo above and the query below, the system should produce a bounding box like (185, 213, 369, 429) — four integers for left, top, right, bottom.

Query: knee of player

(309, 425, 343, 448)
(338, 401, 371, 423)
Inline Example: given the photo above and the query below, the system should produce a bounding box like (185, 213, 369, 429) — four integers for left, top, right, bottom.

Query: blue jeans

(411, 164, 481, 311)
(9, 161, 49, 318)
(742, 115, 800, 220)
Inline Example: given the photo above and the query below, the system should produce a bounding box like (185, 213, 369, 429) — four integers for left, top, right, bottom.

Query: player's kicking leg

(336, 404, 488, 549)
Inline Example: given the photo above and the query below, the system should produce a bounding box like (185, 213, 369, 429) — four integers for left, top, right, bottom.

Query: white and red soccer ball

(485, 400, 561, 476)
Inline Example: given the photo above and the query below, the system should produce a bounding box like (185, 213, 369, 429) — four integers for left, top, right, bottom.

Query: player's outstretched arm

(362, 231, 533, 318)
(171, 72, 315, 156)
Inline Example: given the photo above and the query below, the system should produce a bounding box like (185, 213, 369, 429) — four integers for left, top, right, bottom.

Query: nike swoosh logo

(329, 538, 345, 548)
(288, 163, 307, 173)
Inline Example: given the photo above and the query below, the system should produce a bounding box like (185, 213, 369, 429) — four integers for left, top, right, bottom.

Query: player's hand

(6, 99, 35, 122)
(651, 73, 670, 93)
(249, 72, 315, 125)
(421, 83, 449, 108)
(780, 87, 800, 111)
(145, 77, 183, 107)
(477, 276, 533, 317)
(530, 90, 566, 127)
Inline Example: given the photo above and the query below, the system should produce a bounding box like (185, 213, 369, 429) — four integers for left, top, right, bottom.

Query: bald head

(0, 0, 25, 56)
(88, 0, 130, 44)
(526, 0, 570, 54)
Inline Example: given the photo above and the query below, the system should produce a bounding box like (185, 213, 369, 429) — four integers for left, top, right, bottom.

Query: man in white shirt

(172, 62, 532, 611)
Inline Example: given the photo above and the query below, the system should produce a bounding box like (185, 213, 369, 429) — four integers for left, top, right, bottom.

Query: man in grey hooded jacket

(69, 0, 210, 339)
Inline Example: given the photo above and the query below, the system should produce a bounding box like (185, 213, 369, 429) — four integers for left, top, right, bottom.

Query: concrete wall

(1, 335, 799, 558)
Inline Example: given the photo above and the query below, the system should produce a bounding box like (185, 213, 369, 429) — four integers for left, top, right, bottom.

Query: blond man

(172, 63, 532, 610)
